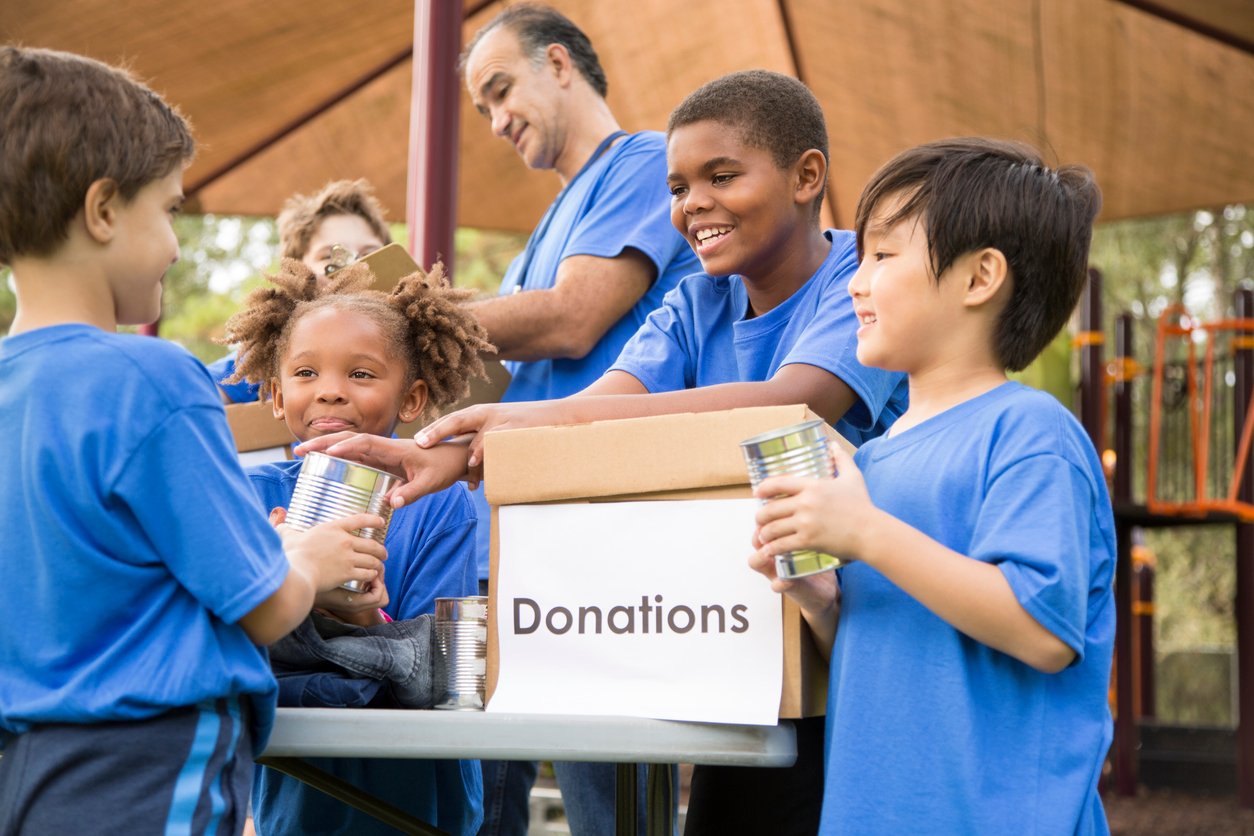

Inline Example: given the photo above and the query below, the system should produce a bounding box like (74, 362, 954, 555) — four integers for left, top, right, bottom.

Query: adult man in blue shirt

(460, 6, 698, 836)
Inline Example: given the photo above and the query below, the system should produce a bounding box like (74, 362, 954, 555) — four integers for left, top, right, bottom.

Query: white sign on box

(490, 499, 783, 725)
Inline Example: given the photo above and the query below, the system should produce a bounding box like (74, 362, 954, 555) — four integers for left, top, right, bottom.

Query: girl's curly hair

(219, 258, 494, 421)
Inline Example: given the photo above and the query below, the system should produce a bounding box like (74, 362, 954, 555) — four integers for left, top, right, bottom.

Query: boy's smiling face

(272, 306, 425, 442)
(666, 120, 800, 279)
(849, 192, 970, 375)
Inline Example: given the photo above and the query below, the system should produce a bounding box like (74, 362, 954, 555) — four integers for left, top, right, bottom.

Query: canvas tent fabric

(4, 0, 1252, 233)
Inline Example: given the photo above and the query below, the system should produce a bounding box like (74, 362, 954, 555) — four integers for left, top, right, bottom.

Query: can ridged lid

(299, 451, 398, 494)
(739, 419, 828, 459)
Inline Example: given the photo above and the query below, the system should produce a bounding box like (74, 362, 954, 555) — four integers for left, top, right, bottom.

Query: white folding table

(261, 708, 798, 836)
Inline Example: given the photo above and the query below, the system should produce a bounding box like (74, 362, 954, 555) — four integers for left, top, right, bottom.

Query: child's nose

(316, 383, 348, 403)
(848, 260, 870, 297)
(681, 186, 713, 215)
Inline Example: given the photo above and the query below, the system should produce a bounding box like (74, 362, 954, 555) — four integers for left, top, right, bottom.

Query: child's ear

(269, 380, 285, 420)
(397, 379, 429, 425)
(793, 149, 828, 209)
(963, 247, 1010, 308)
(82, 178, 121, 244)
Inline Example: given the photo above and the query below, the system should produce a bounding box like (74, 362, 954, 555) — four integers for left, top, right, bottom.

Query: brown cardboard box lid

(225, 400, 294, 454)
(483, 403, 849, 506)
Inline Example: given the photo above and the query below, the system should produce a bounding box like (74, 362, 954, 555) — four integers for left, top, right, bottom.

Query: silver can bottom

(776, 550, 844, 579)
(434, 693, 485, 711)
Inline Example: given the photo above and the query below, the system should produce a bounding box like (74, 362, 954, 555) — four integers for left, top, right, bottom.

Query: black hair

(855, 137, 1102, 371)
(667, 69, 828, 212)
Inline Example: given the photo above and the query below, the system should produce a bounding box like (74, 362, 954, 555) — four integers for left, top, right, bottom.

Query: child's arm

(238, 513, 387, 645)
(297, 364, 858, 508)
(755, 446, 1077, 673)
(416, 364, 858, 469)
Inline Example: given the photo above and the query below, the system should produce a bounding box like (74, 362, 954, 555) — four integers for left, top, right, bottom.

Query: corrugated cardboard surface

(485, 404, 844, 718)
(225, 400, 294, 454)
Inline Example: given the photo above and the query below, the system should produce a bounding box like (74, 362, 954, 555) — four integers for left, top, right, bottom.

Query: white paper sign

(490, 499, 782, 725)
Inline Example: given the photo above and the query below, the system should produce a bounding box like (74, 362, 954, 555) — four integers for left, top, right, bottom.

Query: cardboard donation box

(484, 404, 848, 722)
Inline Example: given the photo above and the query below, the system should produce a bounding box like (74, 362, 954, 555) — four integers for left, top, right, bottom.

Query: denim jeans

(478, 759, 660, 836)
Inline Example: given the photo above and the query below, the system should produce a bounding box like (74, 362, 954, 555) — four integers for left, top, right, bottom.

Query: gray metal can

(434, 595, 489, 710)
(739, 420, 844, 578)
(285, 451, 397, 592)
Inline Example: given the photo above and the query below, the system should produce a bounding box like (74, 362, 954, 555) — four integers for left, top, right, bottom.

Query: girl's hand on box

(754, 445, 874, 561)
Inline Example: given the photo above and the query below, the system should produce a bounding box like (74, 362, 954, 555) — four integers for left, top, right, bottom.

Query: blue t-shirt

(0, 325, 287, 754)
(207, 350, 260, 404)
(610, 229, 908, 446)
(498, 130, 699, 404)
(247, 460, 482, 836)
(821, 382, 1115, 835)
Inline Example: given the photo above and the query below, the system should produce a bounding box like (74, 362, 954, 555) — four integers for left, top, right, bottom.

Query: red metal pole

(1078, 268, 1105, 452)
(407, 0, 464, 275)
(1234, 287, 1254, 809)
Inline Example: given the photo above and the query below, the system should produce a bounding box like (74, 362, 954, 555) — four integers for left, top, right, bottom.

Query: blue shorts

(0, 697, 253, 836)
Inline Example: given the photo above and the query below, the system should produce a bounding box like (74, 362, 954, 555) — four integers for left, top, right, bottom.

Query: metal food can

(285, 451, 397, 592)
(434, 596, 489, 710)
(739, 420, 844, 578)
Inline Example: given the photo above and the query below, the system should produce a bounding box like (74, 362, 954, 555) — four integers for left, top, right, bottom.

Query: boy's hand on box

(277, 513, 387, 593)
(753, 445, 873, 561)
(415, 401, 567, 470)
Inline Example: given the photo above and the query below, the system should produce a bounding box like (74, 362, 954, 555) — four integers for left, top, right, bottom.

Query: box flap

(484, 404, 846, 506)
(225, 400, 294, 454)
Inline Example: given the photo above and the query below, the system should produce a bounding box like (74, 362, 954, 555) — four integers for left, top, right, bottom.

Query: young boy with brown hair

(751, 138, 1113, 834)
(0, 47, 386, 835)
(210, 178, 392, 404)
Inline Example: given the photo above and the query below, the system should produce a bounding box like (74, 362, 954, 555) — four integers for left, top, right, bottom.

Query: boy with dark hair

(0, 47, 386, 835)
(210, 177, 393, 404)
(751, 137, 1113, 834)
(302, 69, 907, 836)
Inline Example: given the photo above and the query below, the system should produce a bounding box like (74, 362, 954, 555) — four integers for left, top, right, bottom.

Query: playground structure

(1078, 272, 1254, 807)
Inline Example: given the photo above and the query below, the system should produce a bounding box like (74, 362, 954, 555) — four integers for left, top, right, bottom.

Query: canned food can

(739, 420, 844, 578)
(434, 596, 489, 710)
(285, 452, 397, 592)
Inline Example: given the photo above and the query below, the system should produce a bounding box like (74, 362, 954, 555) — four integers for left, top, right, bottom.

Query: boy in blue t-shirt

(0, 47, 386, 835)
(751, 138, 1114, 834)
(300, 70, 908, 836)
